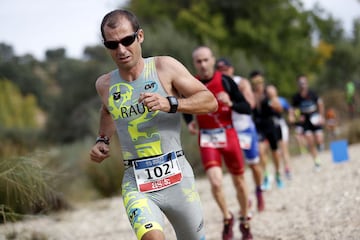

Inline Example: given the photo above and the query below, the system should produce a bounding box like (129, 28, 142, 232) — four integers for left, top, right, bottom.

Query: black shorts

(257, 128, 279, 151)
(302, 120, 323, 134)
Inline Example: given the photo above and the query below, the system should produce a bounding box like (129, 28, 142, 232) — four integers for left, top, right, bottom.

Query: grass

(0, 152, 59, 222)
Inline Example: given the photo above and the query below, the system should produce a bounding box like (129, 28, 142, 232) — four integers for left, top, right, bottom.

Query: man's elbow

(204, 93, 218, 113)
(209, 99, 218, 112)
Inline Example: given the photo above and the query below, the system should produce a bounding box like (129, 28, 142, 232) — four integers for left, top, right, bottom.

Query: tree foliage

(128, 0, 325, 95)
(0, 79, 39, 129)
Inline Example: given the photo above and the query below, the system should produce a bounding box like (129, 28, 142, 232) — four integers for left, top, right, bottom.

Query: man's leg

(206, 166, 235, 240)
(231, 173, 249, 218)
(231, 173, 253, 240)
(206, 166, 231, 219)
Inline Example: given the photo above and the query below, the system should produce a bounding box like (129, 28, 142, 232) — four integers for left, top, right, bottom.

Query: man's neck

(118, 57, 145, 82)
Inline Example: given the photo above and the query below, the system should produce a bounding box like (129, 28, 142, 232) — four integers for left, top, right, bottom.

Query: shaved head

(192, 46, 216, 79)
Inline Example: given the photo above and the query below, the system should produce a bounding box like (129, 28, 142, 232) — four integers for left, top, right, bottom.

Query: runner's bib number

(238, 133, 252, 150)
(200, 128, 227, 148)
(310, 113, 321, 125)
(133, 151, 183, 193)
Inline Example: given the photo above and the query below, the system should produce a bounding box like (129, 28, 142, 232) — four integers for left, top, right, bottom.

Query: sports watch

(166, 96, 178, 113)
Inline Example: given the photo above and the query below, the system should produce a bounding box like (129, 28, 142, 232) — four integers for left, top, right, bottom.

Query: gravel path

(1, 143, 359, 240)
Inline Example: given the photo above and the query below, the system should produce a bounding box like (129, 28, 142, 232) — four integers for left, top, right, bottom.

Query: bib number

(238, 133, 252, 150)
(133, 151, 183, 193)
(310, 113, 321, 125)
(200, 128, 227, 148)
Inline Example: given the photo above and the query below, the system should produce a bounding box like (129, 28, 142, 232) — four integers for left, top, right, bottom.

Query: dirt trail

(1, 143, 359, 240)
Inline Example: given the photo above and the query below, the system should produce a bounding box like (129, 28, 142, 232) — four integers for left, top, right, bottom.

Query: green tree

(45, 48, 66, 61)
(0, 54, 47, 109)
(127, 0, 318, 95)
(0, 43, 15, 62)
(141, 19, 199, 70)
(0, 79, 39, 129)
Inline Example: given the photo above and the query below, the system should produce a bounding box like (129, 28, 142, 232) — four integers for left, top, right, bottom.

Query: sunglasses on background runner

(103, 30, 139, 49)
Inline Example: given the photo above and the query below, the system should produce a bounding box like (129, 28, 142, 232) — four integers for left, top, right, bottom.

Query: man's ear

(138, 29, 144, 43)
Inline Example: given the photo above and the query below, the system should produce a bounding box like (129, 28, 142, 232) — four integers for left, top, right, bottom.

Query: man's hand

(187, 120, 198, 135)
(138, 92, 170, 112)
(217, 91, 232, 107)
(90, 143, 110, 163)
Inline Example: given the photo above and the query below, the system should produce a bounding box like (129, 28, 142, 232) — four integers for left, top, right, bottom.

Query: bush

(0, 127, 43, 158)
(0, 152, 68, 223)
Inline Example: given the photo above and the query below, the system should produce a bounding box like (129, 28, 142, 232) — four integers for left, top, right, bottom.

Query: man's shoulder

(154, 56, 182, 73)
(96, 72, 111, 84)
(153, 55, 177, 64)
(95, 72, 112, 97)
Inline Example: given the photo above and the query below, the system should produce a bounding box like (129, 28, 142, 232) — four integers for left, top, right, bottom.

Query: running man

(288, 74, 325, 171)
(215, 57, 265, 212)
(185, 47, 253, 240)
(250, 71, 284, 190)
(90, 9, 218, 240)
(273, 92, 292, 180)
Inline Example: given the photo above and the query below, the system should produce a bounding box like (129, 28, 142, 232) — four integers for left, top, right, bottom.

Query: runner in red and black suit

(184, 46, 253, 240)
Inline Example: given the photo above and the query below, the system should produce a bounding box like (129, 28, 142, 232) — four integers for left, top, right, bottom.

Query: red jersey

(196, 71, 233, 129)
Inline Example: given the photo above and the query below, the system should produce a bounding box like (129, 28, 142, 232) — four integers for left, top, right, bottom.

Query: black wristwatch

(96, 136, 110, 145)
(166, 96, 178, 113)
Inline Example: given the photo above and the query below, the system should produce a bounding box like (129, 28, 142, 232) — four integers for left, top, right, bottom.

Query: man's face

(103, 17, 144, 70)
(298, 76, 308, 90)
(192, 47, 215, 79)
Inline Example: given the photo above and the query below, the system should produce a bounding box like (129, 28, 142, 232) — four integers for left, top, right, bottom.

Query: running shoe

(239, 221, 253, 240)
(261, 175, 272, 191)
(222, 212, 234, 240)
(314, 158, 321, 172)
(276, 173, 284, 189)
(255, 188, 265, 212)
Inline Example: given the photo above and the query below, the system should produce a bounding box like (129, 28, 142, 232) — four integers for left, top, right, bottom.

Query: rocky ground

(1, 142, 359, 240)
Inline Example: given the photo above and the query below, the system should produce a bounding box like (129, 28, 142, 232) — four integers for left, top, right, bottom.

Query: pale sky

(0, 0, 359, 60)
(0, 0, 125, 59)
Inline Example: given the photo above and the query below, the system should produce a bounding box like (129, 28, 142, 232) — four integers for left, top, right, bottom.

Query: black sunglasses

(103, 30, 139, 49)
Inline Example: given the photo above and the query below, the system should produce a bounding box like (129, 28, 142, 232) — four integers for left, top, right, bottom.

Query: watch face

(169, 97, 178, 105)
(167, 96, 178, 113)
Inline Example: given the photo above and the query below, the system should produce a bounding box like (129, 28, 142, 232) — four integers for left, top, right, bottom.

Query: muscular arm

(90, 74, 116, 163)
(98, 104, 116, 138)
(95, 74, 116, 139)
(155, 56, 218, 114)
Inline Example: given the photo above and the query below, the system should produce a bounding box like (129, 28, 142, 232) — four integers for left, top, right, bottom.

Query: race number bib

(133, 151, 183, 193)
(200, 128, 227, 148)
(310, 113, 321, 125)
(238, 133, 252, 150)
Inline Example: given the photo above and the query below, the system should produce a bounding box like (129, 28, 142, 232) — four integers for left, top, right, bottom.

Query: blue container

(330, 140, 349, 163)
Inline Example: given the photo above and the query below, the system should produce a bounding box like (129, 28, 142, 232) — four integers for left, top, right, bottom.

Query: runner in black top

(289, 74, 325, 171)
(250, 70, 284, 190)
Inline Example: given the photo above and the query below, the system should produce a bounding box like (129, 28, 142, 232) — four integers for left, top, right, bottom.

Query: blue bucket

(330, 140, 349, 163)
